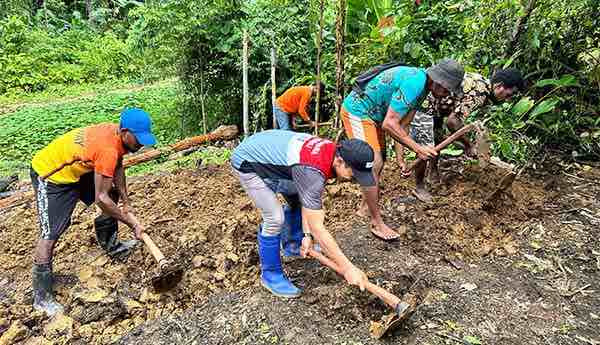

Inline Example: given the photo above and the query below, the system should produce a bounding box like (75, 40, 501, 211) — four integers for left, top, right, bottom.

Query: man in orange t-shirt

(274, 82, 325, 130)
(29, 108, 157, 316)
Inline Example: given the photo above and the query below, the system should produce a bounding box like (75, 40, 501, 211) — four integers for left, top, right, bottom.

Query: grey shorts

(31, 169, 96, 241)
(410, 111, 435, 146)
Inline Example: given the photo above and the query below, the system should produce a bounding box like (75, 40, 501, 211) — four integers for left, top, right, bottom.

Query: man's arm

(113, 159, 129, 212)
(292, 165, 367, 289)
(302, 208, 367, 290)
(302, 208, 351, 268)
(94, 172, 143, 238)
(382, 108, 436, 160)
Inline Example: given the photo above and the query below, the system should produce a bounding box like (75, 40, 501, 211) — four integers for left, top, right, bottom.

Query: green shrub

(0, 15, 142, 94)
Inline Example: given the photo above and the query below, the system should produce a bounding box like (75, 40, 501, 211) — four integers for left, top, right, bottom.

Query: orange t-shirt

(276, 86, 312, 122)
(31, 123, 127, 184)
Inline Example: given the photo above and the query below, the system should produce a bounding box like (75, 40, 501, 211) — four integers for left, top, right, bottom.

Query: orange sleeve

(94, 148, 119, 178)
(298, 88, 312, 122)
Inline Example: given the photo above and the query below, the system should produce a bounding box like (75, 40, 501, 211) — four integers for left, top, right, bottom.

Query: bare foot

(413, 187, 433, 203)
(356, 203, 369, 218)
(370, 222, 400, 241)
(464, 145, 478, 158)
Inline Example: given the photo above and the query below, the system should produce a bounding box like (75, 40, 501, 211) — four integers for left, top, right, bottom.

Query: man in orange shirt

(274, 82, 325, 130)
(30, 108, 157, 316)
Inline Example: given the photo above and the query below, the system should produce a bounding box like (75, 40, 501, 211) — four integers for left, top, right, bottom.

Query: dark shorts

(31, 169, 96, 241)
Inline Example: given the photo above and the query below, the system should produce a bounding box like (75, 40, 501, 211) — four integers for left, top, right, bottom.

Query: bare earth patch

(0, 159, 598, 345)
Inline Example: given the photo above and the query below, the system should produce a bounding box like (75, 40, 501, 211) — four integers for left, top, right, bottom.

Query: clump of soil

(379, 159, 545, 259)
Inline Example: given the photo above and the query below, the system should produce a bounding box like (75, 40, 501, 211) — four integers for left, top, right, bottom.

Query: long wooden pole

(334, 0, 347, 129)
(200, 69, 207, 134)
(314, 0, 325, 135)
(242, 30, 249, 137)
(271, 45, 278, 129)
(406, 123, 476, 171)
(307, 248, 401, 310)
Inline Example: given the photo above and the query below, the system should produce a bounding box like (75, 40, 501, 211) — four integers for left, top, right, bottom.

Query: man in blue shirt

(341, 59, 464, 241)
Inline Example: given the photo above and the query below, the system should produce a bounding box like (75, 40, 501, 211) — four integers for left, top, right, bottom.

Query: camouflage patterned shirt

(425, 72, 492, 122)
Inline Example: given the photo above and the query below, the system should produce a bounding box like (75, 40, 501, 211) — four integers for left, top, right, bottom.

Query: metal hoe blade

(151, 263, 184, 293)
(369, 294, 417, 339)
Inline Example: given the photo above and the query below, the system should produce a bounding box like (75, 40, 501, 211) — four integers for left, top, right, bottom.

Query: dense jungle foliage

(1, 0, 599, 165)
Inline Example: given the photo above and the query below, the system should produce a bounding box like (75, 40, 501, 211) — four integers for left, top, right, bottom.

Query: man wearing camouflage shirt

(396, 68, 525, 202)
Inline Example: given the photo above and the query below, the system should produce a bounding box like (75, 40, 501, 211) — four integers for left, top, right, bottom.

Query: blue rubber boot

(281, 206, 303, 257)
(258, 228, 301, 298)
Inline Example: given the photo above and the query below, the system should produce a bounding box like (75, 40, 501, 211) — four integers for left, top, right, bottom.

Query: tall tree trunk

(334, 0, 347, 129)
(271, 45, 277, 129)
(85, 0, 93, 19)
(314, 0, 325, 135)
(242, 30, 249, 137)
(503, 0, 537, 60)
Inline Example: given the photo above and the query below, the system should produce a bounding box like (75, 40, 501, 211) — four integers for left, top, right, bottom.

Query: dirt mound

(1, 165, 262, 344)
(0, 159, 572, 344)
(329, 157, 546, 261)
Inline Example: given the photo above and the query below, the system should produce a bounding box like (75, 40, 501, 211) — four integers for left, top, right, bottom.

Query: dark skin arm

(94, 172, 144, 239)
(113, 160, 130, 213)
(382, 108, 437, 160)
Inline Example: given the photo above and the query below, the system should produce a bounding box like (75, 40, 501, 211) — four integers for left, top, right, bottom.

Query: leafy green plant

(0, 15, 143, 94)
(464, 335, 482, 345)
(478, 74, 598, 164)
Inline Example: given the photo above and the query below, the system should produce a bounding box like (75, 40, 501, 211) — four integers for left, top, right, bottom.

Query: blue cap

(120, 108, 157, 146)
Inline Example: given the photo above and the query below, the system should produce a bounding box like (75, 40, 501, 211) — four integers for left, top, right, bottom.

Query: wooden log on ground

(0, 125, 239, 211)
(0, 190, 33, 212)
(124, 125, 238, 167)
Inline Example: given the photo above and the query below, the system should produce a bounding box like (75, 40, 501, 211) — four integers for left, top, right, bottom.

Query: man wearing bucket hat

(29, 108, 157, 316)
(341, 59, 464, 241)
(231, 129, 374, 298)
(395, 68, 525, 202)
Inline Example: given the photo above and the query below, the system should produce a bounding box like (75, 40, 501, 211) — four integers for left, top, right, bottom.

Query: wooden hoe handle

(141, 232, 166, 264)
(307, 248, 401, 309)
(127, 212, 167, 265)
(407, 123, 476, 171)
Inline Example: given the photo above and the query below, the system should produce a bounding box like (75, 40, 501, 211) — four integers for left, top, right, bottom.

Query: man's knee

(263, 207, 284, 236)
(447, 115, 463, 131)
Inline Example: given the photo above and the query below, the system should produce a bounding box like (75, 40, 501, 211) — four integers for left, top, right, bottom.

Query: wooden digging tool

(129, 213, 184, 292)
(406, 121, 479, 171)
(473, 124, 519, 206)
(307, 248, 416, 339)
(140, 233, 184, 293)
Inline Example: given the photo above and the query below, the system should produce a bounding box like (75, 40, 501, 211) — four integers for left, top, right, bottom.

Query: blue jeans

(273, 103, 291, 130)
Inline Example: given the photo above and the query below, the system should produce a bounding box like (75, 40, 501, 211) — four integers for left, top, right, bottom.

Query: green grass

(0, 79, 153, 106)
(0, 81, 182, 178)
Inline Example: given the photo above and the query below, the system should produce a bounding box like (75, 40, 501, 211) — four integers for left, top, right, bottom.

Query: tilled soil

(1, 158, 599, 345)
